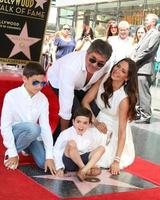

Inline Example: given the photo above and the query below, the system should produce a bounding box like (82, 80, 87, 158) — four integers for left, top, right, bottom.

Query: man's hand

(94, 121, 107, 134)
(4, 156, 19, 170)
(44, 159, 56, 176)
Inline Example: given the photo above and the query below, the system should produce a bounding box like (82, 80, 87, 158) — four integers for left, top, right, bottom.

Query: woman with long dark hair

(82, 58, 138, 175)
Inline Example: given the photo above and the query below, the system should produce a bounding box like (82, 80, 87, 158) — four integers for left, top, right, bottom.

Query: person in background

(82, 58, 138, 175)
(106, 20, 118, 40)
(54, 107, 105, 181)
(133, 25, 147, 46)
(47, 39, 113, 142)
(75, 24, 94, 51)
(108, 20, 133, 64)
(53, 24, 76, 60)
(80, 24, 94, 40)
(1, 62, 56, 175)
(133, 13, 160, 123)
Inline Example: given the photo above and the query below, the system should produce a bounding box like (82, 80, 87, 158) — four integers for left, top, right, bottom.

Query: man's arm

(60, 118, 70, 131)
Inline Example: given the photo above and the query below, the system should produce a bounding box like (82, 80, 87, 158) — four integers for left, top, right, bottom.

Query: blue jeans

(12, 122, 45, 169)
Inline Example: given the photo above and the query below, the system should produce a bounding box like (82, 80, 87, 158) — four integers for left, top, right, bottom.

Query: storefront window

(56, 0, 160, 39)
(58, 7, 75, 27)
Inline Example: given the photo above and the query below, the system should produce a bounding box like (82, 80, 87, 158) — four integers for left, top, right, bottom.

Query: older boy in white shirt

(1, 62, 56, 175)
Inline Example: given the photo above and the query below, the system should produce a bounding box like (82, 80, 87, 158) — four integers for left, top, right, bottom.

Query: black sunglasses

(32, 80, 47, 87)
(63, 28, 70, 31)
(89, 57, 105, 68)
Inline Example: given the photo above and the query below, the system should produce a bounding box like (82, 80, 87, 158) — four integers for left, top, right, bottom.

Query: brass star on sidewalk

(34, 170, 140, 196)
(5, 23, 41, 60)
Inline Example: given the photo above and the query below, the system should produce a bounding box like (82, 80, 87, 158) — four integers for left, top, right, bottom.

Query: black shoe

(135, 113, 141, 120)
(134, 116, 151, 124)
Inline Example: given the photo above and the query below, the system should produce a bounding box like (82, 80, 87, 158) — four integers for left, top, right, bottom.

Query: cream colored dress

(90, 75, 135, 169)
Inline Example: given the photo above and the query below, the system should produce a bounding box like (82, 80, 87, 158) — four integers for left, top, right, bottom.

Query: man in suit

(133, 13, 160, 123)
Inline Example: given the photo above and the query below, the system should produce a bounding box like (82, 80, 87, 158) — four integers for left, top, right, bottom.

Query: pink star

(35, 0, 47, 9)
(34, 170, 139, 196)
(5, 23, 41, 60)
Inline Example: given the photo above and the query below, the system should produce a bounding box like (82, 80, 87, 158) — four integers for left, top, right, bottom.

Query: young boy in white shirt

(54, 107, 105, 181)
(1, 62, 56, 175)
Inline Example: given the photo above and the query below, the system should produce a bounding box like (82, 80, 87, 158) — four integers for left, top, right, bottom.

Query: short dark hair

(73, 107, 92, 123)
(87, 39, 112, 60)
(23, 62, 46, 78)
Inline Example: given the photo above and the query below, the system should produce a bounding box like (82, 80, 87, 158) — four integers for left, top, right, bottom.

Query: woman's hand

(109, 161, 120, 175)
(94, 120, 107, 134)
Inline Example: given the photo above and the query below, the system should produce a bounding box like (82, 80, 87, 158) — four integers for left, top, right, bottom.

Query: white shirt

(47, 50, 110, 120)
(1, 85, 53, 159)
(53, 126, 93, 170)
(108, 36, 133, 64)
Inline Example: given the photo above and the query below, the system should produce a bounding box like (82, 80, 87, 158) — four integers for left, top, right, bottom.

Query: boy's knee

(99, 145, 105, 154)
(67, 140, 77, 149)
(28, 123, 41, 138)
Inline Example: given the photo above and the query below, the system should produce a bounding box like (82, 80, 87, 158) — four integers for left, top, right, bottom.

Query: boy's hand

(4, 156, 19, 170)
(56, 169, 64, 177)
(44, 159, 56, 175)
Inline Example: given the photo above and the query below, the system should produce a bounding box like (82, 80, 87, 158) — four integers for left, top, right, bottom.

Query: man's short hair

(87, 39, 112, 60)
(23, 62, 46, 78)
(147, 13, 159, 26)
(118, 20, 130, 29)
(73, 107, 92, 123)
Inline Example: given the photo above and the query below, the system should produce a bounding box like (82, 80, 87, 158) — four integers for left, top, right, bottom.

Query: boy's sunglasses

(32, 80, 47, 87)
(89, 57, 105, 68)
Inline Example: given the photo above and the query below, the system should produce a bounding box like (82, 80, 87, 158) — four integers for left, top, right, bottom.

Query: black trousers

(49, 83, 100, 143)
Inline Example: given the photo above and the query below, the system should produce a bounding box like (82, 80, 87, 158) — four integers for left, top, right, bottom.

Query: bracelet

(114, 156, 121, 163)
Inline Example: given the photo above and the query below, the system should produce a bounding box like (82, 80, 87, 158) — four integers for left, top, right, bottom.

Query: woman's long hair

(101, 58, 138, 121)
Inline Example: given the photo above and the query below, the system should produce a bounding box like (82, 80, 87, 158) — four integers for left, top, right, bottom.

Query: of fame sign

(0, 0, 51, 65)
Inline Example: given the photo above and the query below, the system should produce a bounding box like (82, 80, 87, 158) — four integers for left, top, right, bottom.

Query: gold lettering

(15, 0, 34, 8)
(16, 0, 21, 5)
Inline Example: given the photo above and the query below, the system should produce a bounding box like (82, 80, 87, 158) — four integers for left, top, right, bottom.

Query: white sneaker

(21, 150, 29, 157)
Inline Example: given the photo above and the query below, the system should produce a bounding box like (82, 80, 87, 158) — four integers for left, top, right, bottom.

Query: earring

(124, 80, 128, 85)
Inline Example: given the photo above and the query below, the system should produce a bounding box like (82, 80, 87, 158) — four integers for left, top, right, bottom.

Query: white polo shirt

(47, 51, 110, 120)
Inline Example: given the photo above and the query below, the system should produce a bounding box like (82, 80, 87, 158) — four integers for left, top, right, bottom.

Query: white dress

(90, 75, 135, 169)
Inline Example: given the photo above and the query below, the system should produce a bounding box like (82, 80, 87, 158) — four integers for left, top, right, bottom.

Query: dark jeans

(62, 152, 90, 171)
(49, 83, 100, 143)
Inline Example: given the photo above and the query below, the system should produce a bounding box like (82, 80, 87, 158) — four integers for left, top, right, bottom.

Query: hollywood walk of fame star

(34, 170, 140, 196)
(5, 23, 41, 60)
(35, 0, 47, 9)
